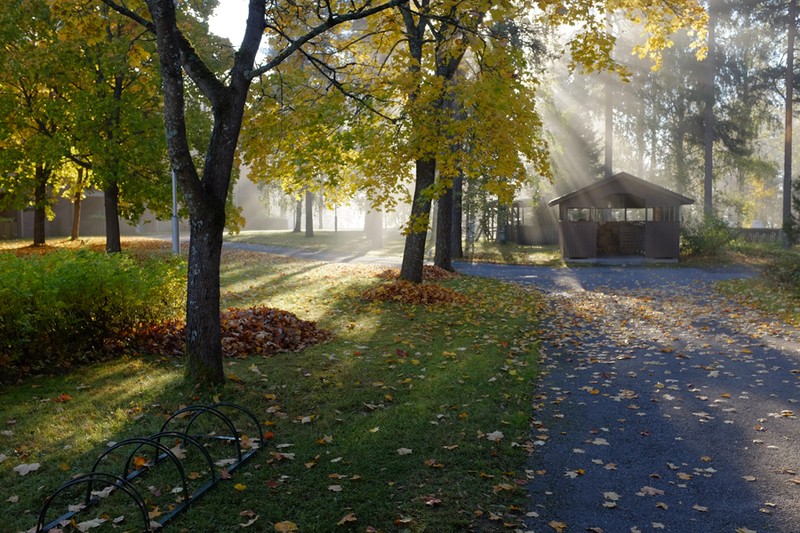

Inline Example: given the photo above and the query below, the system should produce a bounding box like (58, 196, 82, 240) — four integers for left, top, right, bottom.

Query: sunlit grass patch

(1, 245, 543, 532)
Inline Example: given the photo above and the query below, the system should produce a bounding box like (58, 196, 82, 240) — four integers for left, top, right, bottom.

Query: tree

(102, 0, 409, 384)
(0, 0, 68, 246)
(785, 0, 797, 230)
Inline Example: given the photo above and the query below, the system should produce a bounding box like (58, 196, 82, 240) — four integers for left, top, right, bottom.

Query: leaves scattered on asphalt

(528, 280, 800, 532)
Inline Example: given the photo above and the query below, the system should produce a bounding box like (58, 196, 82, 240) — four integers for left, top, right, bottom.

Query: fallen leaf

(274, 521, 299, 532)
(234, 483, 247, 491)
(638, 486, 665, 496)
(692, 504, 708, 512)
(548, 520, 567, 532)
(486, 431, 504, 442)
(13, 463, 40, 476)
(742, 476, 757, 482)
(328, 485, 343, 492)
(76, 518, 107, 531)
(6, 495, 19, 503)
(337, 513, 357, 526)
(396, 448, 413, 455)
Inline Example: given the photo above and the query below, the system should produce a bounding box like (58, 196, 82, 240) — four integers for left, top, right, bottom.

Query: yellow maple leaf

(234, 483, 247, 491)
(549, 520, 568, 532)
(274, 521, 299, 532)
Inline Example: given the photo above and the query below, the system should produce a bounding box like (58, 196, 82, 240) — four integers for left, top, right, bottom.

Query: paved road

(510, 265, 800, 533)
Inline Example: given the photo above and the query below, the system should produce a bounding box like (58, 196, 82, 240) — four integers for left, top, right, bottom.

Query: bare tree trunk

(400, 158, 435, 283)
(785, 0, 797, 228)
(32, 163, 48, 246)
(293, 199, 302, 232)
(703, 0, 717, 217)
(305, 189, 314, 238)
(434, 187, 454, 271)
(185, 208, 225, 384)
(104, 180, 122, 253)
(70, 168, 84, 241)
(451, 174, 463, 259)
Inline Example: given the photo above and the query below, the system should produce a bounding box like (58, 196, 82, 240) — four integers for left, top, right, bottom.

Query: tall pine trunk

(702, 1, 717, 216)
(785, 0, 797, 228)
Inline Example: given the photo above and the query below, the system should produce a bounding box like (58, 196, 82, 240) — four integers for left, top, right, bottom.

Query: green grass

(0, 246, 543, 532)
(226, 229, 563, 266)
(717, 241, 800, 325)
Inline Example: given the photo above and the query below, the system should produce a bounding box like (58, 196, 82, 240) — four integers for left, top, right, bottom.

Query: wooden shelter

(548, 172, 694, 260)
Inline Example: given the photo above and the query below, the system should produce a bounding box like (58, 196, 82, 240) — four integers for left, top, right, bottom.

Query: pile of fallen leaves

(362, 279, 468, 306)
(375, 265, 460, 281)
(108, 306, 331, 358)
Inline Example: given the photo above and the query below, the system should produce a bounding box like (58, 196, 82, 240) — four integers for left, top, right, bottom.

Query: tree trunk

(318, 193, 324, 229)
(702, 0, 717, 217)
(185, 208, 225, 384)
(785, 0, 797, 227)
(400, 158, 436, 283)
(451, 174, 463, 259)
(293, 199, 302, 232)
(70, 168, 84, 241)
(32, 164, 48, 246)
(434, 186, 454, 271)
(104, 180, 122, 253)
(604, 76, 613, 179)
(305, 189, 314, 238)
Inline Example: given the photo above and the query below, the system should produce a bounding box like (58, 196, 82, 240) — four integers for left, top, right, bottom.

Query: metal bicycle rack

(35, 402, 263, 532)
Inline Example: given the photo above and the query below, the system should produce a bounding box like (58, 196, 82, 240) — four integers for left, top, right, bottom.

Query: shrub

(763, 252, 800, 294)
(0, 250, 186, 381)
(681, 214, 735, 257)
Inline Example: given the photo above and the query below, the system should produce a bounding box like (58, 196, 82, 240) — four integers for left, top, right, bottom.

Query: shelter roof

(547, 172, 695, 208)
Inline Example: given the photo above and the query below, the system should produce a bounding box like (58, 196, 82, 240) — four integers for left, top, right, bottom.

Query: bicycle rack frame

(34, 402, 263, 532)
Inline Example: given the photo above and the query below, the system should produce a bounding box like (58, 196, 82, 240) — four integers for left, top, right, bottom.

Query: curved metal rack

(34, 402, 262, 532)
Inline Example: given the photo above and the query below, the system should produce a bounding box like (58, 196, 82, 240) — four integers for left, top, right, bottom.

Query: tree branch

(248, 0, 410, 79)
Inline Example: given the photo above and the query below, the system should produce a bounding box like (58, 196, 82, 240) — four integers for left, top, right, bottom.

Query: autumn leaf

(234, 483, 247, 491)
(337, 513, 357, 525)
(274, 521, 299, 532)
(548, 520, 567, 532)
(13, 463, 41, 476)
(486, 430, 504, 442)
(692, 504, 708, 512)
(52, 393, 73, 403)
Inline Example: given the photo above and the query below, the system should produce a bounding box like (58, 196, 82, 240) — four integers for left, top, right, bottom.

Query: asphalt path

(508, 265, 800, 533)
(225, 242, 799, 532)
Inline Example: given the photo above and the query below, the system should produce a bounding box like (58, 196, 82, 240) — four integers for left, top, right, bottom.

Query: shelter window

(567, 208, 593, 222)
(627, 208, 647, 222)
(648, 207, 678, 222)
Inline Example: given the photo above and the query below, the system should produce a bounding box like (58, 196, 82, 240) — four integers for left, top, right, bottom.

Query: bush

(0, 250, 186, 381)
(763, 251, 800, 294)
(681, 214, 735, 257)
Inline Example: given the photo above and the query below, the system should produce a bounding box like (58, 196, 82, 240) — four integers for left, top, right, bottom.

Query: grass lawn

(226, 229, 563, 266)
(0, 241, 544, 532)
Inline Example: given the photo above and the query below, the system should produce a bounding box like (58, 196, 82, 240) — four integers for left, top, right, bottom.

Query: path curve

(225, 242, 798, 531)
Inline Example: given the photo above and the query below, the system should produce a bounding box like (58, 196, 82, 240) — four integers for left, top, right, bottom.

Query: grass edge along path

(0, 246, 544, 532)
